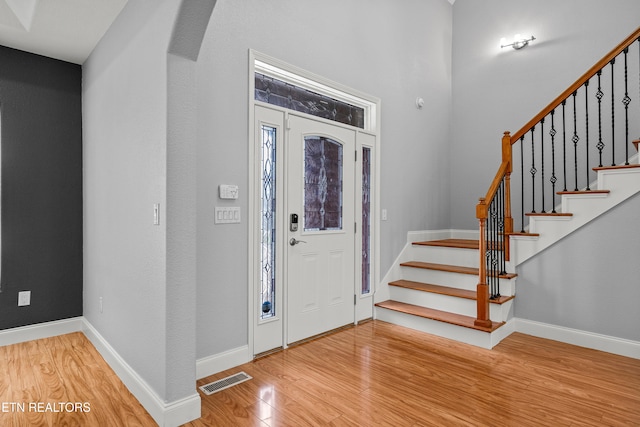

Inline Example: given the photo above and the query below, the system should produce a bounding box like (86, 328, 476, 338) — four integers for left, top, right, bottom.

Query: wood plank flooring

(0, 332, 155, 426)
(2, 323, 640, 426)
(189, 320, 640, 427)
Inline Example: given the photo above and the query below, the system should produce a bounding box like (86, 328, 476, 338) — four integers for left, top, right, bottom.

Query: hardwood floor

(189, 321, 640, 427)
(0, 332, 155, 426)
(1, 323, 639, 426)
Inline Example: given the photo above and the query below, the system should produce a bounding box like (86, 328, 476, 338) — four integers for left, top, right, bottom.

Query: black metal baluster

(611, 58, 616, 166)
(562, 100, 568, 191)
(540, 118, 546, 212)
(623, 47, 631, 165)
(584, 81, 591, 190)
(520, 136, 525, 232)
(499, 179, 506, 278)
(495, 209, 499, 297)
(596, 70, 604, 167)
(485, 207, 490, 299)
(492, 185, 498, 298)
(491, 191, 497, 298)
(530, 127, 537, 212)
(488, 198, 496, 298)
(572, 91, 579, 191)
(550, 109, 558, 212)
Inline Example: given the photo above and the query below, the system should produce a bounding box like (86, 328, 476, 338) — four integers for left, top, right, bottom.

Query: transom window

(255, 73, 365, 129)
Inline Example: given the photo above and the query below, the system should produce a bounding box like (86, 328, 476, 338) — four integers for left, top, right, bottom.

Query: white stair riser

(375, 308, 497, 349)
(597, 167, 640, 192)
(389, 286, 513, 322)
(389, 286, 475, 317)
(401, 268, 476, 290)
(400, 268, 516, 296)
(409, 245, 479, 268)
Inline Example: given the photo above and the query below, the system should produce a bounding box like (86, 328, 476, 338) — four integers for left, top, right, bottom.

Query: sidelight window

(260, 125, 277, 319)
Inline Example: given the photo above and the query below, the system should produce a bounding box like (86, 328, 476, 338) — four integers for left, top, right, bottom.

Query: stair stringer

(509, 165, 640, 268)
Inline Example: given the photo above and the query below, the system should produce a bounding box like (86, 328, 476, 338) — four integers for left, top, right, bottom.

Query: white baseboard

(0, 317, 84, 346)
(81, 319, 201, 427)
(196, 345, 251, 380)
(515, 318, 640, 360)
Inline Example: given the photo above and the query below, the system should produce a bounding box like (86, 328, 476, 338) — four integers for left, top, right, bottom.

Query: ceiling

(0, 0, 128, 64)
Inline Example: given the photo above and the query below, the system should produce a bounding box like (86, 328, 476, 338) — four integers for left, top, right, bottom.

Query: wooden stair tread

(413, 239, 479, 249)
(400, 261, 517, 279)
(375, 300, 505, 333)
(525, 212, 573, 217)
(557, 190, 610, 195)
(389, 280, 514, 304)
(593, 164, 640, 171)
(507, 231, 540, 237)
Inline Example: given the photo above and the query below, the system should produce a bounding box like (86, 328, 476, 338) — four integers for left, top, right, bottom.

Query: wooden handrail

(475, 27, 640, 328)
(477, 161, 509, 219)
(510, 26, 640, 143)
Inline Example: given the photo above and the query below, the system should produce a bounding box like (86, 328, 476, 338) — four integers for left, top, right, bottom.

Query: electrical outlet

(18, 291, 31, 307)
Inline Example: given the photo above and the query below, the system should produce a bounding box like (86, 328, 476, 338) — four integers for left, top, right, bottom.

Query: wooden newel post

(475, 198, 492, 328)
(502, 131, 513, 261)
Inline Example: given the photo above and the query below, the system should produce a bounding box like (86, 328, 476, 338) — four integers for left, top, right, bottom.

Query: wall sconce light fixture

(501, 34, 536, 50)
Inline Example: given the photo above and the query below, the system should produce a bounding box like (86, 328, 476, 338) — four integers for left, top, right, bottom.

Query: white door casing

(249, 52, 380, 357)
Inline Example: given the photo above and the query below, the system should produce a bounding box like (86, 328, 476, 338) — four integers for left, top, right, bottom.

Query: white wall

(451, 0, 640, 229)
(83, 0, 206, 410)
(195, 0, 453, 359)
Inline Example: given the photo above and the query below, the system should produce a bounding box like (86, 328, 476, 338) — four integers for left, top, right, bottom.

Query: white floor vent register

(199, 372, 253, 395)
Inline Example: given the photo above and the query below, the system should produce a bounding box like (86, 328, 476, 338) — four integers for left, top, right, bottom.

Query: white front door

(286, 114, 356, 344)
(253, 106, 358, 355)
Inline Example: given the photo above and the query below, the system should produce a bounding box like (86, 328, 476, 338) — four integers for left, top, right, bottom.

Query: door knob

(289, 238, 307, 246)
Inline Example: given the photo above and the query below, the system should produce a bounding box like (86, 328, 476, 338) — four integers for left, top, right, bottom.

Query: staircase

(510, 163, 640, 266)
(374, 159, 640, 349)
(375, 26, 640, 349)
(375, 237, 516, 349)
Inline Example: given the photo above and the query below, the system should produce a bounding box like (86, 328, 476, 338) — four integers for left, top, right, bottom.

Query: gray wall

(516, 193, 640, 342)
(450, 0, 640, 229)
(83, 0, 212, 405)
(0, 46, 82, 330)
(195, 0, 453, 359)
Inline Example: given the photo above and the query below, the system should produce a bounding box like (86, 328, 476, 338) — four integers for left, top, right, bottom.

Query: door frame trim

(248, 50, 381, 357)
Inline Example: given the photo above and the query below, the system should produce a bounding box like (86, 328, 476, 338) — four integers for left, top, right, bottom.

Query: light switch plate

(215, 207, 241, 224)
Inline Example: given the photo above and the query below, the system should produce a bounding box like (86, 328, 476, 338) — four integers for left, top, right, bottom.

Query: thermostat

(219, 184, 239, 199)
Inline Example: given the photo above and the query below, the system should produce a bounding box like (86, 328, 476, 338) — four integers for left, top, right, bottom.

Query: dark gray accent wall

(0, 46, 82, 330)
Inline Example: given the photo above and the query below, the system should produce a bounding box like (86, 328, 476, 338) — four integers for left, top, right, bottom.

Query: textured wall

(516, 193, 640, 341)
(195, 0, 453, 359)
(451, 0, 640, 229)
(0, 46, 82, 330)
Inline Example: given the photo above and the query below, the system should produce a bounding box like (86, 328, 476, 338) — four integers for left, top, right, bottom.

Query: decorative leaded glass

(304, 136, 343, 231)
(255, 73, 365, 129)
(260, 125, 277, 319)
(361, 147, 371, 294)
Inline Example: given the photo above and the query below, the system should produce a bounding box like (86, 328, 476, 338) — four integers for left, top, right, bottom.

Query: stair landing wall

(515, 191, 640, 343)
